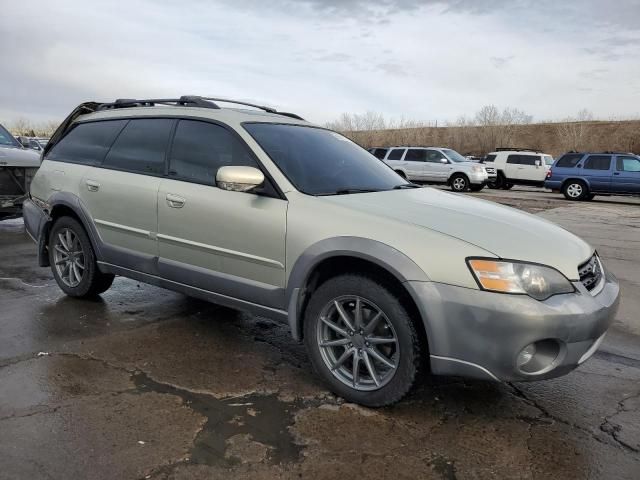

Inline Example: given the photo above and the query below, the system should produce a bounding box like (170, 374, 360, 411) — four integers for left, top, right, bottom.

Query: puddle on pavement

(132, 371, 303, 466)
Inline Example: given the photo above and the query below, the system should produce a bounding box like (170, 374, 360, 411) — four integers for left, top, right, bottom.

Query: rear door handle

(166, 193, 186, 208)
(86, 180, 100, 192)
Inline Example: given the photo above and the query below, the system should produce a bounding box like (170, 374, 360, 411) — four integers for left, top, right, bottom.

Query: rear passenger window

(46, 120, 127, 165)
(168, 120, 258, 185)
(102, 119, 173, 175)
(519, 155, 539, 166)
(405, 149, 427, 162)
(484, 154, 496, 162)
(555, 153, 583, 168)
(583, 155, 612, 170)
(387, 149, 405, 160)
(506, 155, 520, 164)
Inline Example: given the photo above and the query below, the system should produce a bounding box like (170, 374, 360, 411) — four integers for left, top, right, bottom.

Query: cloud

(1, 0, 639, 126)
(490, 55, 515, 69)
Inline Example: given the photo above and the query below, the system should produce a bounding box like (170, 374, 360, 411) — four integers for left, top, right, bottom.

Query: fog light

(517, 344, 536, 368)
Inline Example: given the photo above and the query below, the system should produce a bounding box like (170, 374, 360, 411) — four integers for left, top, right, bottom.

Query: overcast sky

(2, 0, 640, 125)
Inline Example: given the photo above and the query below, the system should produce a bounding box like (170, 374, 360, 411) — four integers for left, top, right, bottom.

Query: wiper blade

(316, 188, 382, 196)
(393, 183, 420, 189)
(334, 188, 381, 195)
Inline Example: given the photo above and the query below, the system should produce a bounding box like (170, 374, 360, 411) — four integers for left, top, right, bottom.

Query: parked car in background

(546, 152, 640, 200)
(0, 124, 42, 220)
(368, 147, 389, 160)
(23, 96, 618, 406)
(16, 136, 48, 152)
(484, 148, 553, 189)
(382, 146, 496, 192)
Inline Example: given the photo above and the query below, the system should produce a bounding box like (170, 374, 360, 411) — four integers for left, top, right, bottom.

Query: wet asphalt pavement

(1, 189, 639, 479)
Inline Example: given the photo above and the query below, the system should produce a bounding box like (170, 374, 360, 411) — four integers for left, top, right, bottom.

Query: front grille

(578, 254, 603, 292)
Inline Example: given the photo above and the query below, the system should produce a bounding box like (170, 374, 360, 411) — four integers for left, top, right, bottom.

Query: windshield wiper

(316, 188, 383, 196)
(393, 183, 421, 189)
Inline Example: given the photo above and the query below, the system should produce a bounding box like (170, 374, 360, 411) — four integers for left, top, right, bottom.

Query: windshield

(442, 148, 469, 163)
(0, 124, 20, 148)
(244, 123, 408, 195)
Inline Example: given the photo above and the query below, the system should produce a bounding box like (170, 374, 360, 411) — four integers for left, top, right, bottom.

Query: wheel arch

(560, 177, 591, 191)
(446, 171, 469, 185)
(286, 237, 431, 346)
(41, 192, 103, 266)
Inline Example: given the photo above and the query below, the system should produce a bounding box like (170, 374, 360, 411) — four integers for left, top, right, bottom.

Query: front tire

(49, 216, 115, 297)
(450, 174, 469, 192)
(563, 180, 588, 201)
(469, 184, 484, 192)
(303, 274, 423, 407)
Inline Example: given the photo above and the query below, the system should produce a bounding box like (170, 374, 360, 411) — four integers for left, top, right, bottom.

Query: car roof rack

(96, 95, 305, 120)
(495, 147, 542, 153)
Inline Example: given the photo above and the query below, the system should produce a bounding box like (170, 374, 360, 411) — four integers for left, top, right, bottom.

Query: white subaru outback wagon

(23, 96, 619, 406)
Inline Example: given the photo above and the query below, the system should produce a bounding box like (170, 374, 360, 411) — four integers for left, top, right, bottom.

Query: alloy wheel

(53, 228, 86, 287)
(316, 295, 399, 391)
(452, 177, 467, 191)
(566, 183, 583, 198)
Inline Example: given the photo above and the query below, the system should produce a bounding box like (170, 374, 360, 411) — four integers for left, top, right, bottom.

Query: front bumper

(468, 171, 489, 185)
(406, 270, 620, 382)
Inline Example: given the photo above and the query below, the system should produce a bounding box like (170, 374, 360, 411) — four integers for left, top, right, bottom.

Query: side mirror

(440, 158, 448, 164)
(535, 160, 542, 167)
(216, 166, 265, 192)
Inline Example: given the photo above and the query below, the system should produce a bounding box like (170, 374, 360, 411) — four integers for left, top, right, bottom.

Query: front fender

(285, 236, 430, 340)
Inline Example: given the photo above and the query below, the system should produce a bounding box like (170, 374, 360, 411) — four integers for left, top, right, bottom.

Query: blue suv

(545, 152, 640, 201)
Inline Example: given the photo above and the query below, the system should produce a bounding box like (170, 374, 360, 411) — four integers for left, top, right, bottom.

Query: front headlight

(467, 258, 575, 300)
(471, 165, 483, 173)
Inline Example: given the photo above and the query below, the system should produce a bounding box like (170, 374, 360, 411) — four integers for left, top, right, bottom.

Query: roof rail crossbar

(495, 147, 542, 153)
(96, 95, 304, 120)
(199, 97, 305, 120)
(97, 97, 220, 111)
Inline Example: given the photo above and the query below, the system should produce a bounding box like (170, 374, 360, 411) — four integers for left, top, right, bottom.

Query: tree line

(326, 106, 640, 156)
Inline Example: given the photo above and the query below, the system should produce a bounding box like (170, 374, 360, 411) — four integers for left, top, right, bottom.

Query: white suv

(484, 149, 553, 189)
(382, 147, 496, 192)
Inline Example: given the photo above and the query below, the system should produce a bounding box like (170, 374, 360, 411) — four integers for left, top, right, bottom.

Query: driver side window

(168, 120, 258, 186)
(425, 150, 446, 163)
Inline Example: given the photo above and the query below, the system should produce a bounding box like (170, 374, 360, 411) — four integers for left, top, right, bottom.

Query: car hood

(322, 187, 592, 280)
(0, 146, 41, 167)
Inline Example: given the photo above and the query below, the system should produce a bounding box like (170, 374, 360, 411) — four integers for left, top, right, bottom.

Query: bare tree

(555, 109, 594, 151)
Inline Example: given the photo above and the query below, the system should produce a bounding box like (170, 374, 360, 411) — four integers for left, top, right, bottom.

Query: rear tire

(562, 180, 588, 201)
(303, 274, 423, 407)
(48, 216, 115, 297)
(491, 172, 506, 189)
(450, 174, 470, 192)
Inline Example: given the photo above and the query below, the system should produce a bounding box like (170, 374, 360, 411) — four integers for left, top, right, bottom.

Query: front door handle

(86, 180, 100, 192)
(166, 193, 186, 208)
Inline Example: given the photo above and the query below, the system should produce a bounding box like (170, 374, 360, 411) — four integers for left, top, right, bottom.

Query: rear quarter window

(372, 148, 388, 159)
(46, 120, 127, 165)
(555, 153, 583, 168)
(387, 149, 405, 160)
